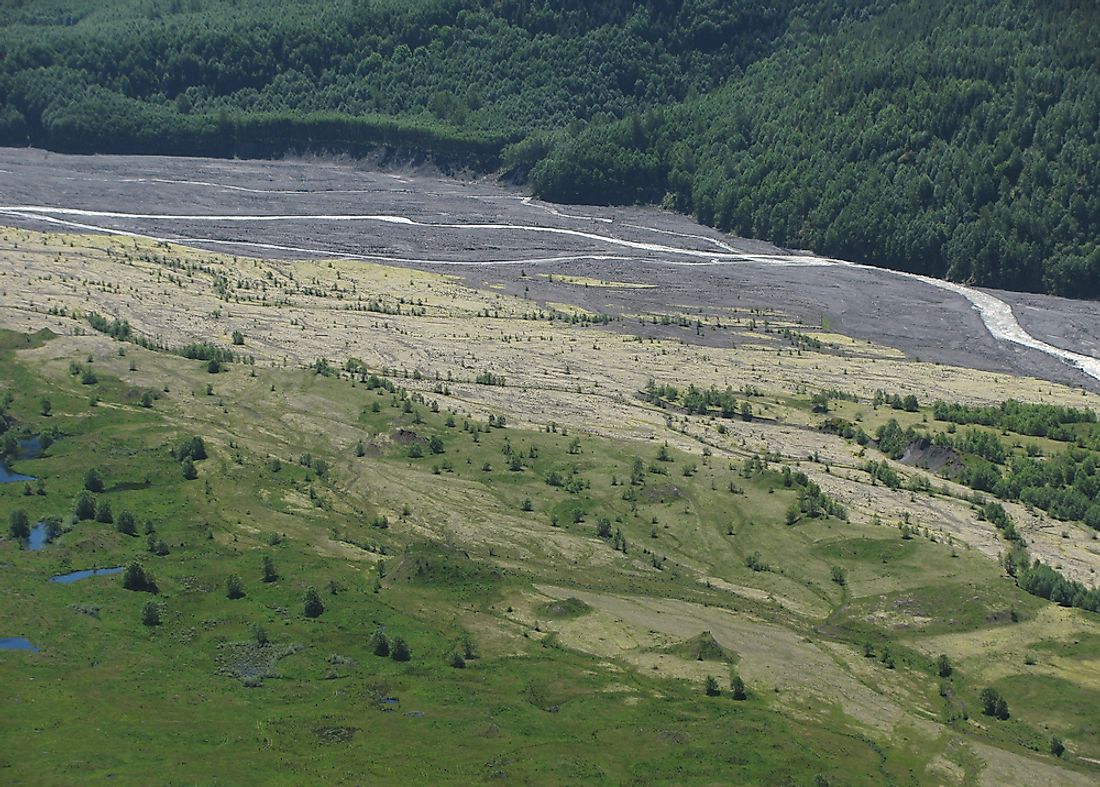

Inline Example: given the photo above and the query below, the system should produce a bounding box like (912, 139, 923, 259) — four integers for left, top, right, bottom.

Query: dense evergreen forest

(1, 0, 1098, 296)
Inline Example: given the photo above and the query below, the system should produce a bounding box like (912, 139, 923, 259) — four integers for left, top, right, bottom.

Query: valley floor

(1, 151, 1099, 785)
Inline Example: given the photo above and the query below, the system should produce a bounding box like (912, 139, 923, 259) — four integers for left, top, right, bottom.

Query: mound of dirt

(898, 438, 963, 475)
(537, 597, 592, 618)
(661, 631, 737, 663)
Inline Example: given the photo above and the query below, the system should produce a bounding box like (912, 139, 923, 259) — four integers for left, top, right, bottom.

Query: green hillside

(0, 0, 1097, 294)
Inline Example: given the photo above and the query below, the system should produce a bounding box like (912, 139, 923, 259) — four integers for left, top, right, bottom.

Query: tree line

(1, 0, 1097, 296)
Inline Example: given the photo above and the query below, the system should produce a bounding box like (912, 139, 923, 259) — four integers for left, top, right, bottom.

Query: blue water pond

(50, 567, 124, 584)
(0, 637, 39, 652)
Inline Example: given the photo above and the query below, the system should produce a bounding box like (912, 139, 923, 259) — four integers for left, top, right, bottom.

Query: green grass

(2, 330, 1099, 783)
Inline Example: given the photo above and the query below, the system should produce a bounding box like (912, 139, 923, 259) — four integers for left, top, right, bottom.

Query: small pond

(0, 637, 39, 652)
(27, 522, 49, 551)
(19, 436, 43, 459)
(50, 567, 124, 584)
(0, 436, 45, 483)
(0, 464, 34, 484)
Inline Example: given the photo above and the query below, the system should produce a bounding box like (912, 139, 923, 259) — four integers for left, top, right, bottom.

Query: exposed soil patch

(392, 428, 427, 446)
(898, 438, 963, 475)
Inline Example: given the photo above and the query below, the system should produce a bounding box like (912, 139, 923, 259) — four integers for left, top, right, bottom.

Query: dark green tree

(730, 674, 747, 701)
(122, 560, 156, 593)
(141, 601, 161, 626)
(83, 468, 104, 492)
(390, 636, 411, 662)
(9, 509, 30, 540)
(704, 675, 720, 696)
(116, 510, 137, 536)
(73, 491, 96, 520)
(369, 630, 389, 657)
(226, 574, 245, 599)
(94, 499, 113, 524)
(936, 654, 953, 678)
(303, 586, 325, 618)
(980, 687, 1009, 719)
(252, 624, 269, 645)
(261, 556, 278, 583)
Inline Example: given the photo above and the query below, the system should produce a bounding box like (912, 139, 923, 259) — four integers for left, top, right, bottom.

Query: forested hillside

(530, 1, 1100, 297)
(1, 0, 1098, 296)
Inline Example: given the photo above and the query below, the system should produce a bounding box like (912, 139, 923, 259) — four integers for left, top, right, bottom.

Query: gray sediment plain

(1, 147, 1098, 393)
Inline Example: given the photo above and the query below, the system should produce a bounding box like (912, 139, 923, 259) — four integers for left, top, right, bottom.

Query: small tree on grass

(147, 535, 170, 556)
(936, 654, 953, 678)
(84, 468, 104, 492)
(261, 556, 278, 583)
(9, 509, 30, 540)
(1050, 736, 1065, 758)
(303, 586, 325, 618)
(448, 651, 466, 668)
(74, 491, 96, 520)
(94, 499, 113, 524)
(252, 624, 269, 645)
(40, 398, 52, 416)
(141, 601, 161, 627)
(116, 510, 137, 536)
(174, 437, 207, 462)
(390, 637, 411, 662)
(980, 687, 1009, 719)
(181, 457, 198, 480)
(226, 574, 245, 599)
(704, 675, 720, 696)
(830, 566, 848, 586)
(730, 674, 747, 700)
(123, 561, 156, 593)
(369, 630, 389, 657)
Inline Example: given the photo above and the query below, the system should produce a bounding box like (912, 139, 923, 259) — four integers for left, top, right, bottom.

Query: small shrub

(141, 601, 161, 627)
(116, 510, 137, 536)
(303, 586, 325, 618)
(226, 574, 245, 599)
(390, 637, 411, 662)
(261, 556, 278, 583)
(8, 509, 30, 540)
(704, 675, 720, 696)
(83, 468, 104, 492)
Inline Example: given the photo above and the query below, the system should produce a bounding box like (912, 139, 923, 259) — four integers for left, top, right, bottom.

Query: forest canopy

(1, 0, 1097, 296)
